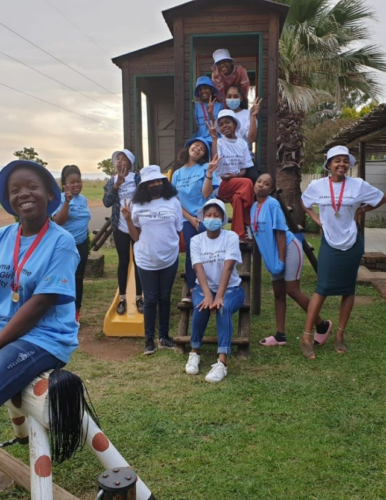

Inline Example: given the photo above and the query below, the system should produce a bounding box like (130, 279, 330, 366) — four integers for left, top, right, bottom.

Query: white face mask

(226, 98, 241, 110)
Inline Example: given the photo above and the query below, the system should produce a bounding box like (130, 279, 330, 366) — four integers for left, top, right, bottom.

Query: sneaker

(116, 299, 126, 315)
(185, 352, 200, 375)
(158, 337, 175, 349)
(205, 360, 228, 383)
(136, 297, 144, 314)
(182, 292, 192, 303)
(144, 339, 155, 355)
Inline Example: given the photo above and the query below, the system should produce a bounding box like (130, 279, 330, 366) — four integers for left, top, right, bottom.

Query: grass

(1, 237, 386, 500)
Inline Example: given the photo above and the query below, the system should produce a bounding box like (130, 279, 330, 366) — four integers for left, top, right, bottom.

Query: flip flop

(259, 336, 287, 347)
(300, 339, 316, 359)
(314, 320, 333, 346)
(334, 337, 347, 354)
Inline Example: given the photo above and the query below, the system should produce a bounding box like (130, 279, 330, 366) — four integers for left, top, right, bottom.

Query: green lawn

(1, 236, 386, 500)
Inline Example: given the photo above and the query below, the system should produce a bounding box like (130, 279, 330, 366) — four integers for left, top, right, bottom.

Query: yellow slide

(103, 169, 173, 337)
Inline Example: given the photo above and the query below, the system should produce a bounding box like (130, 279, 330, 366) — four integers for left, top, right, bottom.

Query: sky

(1, 0, 386, 174)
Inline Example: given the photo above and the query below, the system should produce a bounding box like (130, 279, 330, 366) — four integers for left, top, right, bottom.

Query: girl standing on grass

(193, 76, 223, 142)
(300, 146, 386, 359)
(172, 138, 221, 303)
(0, 160, 79, 406)
(208, 109, 255, 241)
(123, 166, 183, 356)
(251, 173, 331, 347)
(53, 165, 90, 323)
(185, 199, 244, 383)
(103, 149, 143, 316)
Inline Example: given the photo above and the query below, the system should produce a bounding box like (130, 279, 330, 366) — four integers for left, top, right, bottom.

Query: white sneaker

(185, 352, 200, 375)
(205, 360, 228, 383)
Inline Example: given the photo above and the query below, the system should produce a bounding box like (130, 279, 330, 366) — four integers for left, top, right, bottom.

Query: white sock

(136, 295, 142, 300)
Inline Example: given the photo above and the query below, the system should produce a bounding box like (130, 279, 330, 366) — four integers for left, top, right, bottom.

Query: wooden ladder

(173, 241, 252, 358)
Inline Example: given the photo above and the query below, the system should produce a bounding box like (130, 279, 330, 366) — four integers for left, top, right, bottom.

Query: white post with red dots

(28, 416, 53, 500)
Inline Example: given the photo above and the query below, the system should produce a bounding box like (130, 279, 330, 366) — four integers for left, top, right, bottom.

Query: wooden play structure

(0, 371, 155, 500)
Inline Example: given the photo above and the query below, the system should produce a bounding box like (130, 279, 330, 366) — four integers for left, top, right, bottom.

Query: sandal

(301, 332, 316, 359)
(314, 320, 333, 346)
(259, 336, 287, 347)
(334, 337, 347, 354)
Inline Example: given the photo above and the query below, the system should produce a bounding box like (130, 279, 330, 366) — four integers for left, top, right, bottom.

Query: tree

(13, 147, 48, 166)
(97, 158, 115, 176)
(273, 0, 386, 224)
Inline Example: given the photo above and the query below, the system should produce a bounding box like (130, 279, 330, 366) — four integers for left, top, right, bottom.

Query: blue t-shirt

(53, 193, 91, 245)
(0, 221, 80, 363)
(250, 196, 295, 275)
(172, 163, 220, 220)
(194, 101, 223, 141)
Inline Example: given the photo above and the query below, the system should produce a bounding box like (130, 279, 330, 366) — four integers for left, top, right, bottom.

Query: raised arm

(202, 154, 221, 199)
(248, 97, 262, 144)
(53, 187, 72, 225)
(121, 200, 140, 242)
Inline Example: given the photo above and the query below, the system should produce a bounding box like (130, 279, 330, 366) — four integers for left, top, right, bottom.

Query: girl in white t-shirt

(300, 145, 386, 359)
(103, 149, 143, 316)
(185, 199, 245, 383)
(123, 165, 183, 356)
(208, 109, 255, 242)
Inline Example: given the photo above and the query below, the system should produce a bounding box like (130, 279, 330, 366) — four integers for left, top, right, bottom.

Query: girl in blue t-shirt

(0, 160, 79, 406)
(53, 165, 91, 323)
(250, 173, 331, 346)
(172, 137, 221, 302)
(193, 76, 223, 142)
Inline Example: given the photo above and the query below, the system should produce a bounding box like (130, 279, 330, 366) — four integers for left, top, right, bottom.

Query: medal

(329, 177, 345, 218)
(11, 219, 50, 303)
(334, 212, 339, 218)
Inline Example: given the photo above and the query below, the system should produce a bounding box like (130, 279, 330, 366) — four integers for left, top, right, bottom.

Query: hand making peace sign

(250, 96, 263, 117)
(207, 95, 217, 120)
(121, 198, 132, 221)
(205, 120, 218, 141)
(64, 184, 73, 203)
(207, 154, 223, 175)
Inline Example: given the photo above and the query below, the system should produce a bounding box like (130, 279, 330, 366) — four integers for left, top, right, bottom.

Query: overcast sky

(1, 0, 386, 173)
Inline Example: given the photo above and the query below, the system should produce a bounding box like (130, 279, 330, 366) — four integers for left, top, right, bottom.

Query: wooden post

(267, 11, 280, 177)
(358, 141, 366, 240)
(122, 61, 132, 150)
(174, 16, 185, 159)
(251, 239, 261, 315)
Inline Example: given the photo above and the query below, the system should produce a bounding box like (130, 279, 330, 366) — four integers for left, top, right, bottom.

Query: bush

(305, 213, 320, 233)
(365, 214, 386, 228)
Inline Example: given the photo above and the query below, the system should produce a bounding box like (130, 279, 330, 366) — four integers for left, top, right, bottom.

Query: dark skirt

(316, 232, 364, 297)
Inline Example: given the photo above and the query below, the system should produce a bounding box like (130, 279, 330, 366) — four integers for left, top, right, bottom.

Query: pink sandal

(259, 336, 287, 347)
(313, 320, 333, 346)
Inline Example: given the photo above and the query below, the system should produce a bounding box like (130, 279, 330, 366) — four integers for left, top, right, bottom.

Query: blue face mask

(203, 218, 223, 231)
(226, 98, 241, 111)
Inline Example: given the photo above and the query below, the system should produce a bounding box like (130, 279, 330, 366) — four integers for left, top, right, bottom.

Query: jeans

(0, 339, 65, 407)
(137, 258, 179, 340)
(113, 229, 142, 296)
(75, 239, 89, 310)
(191, 284, 245, 355)
(183, 220, 206, 290)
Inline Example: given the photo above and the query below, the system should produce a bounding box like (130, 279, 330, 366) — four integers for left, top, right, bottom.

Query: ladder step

(177, 301, 250, 311)
(173, 336, 249, 345)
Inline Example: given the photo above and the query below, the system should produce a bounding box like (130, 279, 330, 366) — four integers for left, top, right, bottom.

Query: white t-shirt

(217, 136, 254, 177)
(190, 229, 242, 292)
(302, 176, 383, 250)
(115, 172, 137, 234)
(131, 197, 183, 270)
(235, 109, 257, 155)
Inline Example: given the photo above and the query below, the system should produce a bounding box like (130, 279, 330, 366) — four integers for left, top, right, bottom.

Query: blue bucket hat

(185, 137, 212, 158)
(0, 160, 61, 216)
(194, 76, 218, 98)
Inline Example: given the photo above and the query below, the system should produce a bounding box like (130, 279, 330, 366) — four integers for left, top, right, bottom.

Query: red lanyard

(253, 199, 266, 232)
(200, 102, 208, 122)
(329, 177, 346, 217)
(11, 219, 50, 300)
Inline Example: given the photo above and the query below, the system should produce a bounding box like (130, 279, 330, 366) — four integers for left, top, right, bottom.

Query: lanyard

(200, 102, 208, 123)
(329, 177, 346, 217)
(253, 199, 266, 232)
(11, 219, 49, 301)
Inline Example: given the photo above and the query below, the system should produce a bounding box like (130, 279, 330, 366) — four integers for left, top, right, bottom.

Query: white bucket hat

(323, 145, 356, 171)
(197, 199, 228, 226)
(214, 109, 241, 133)
(213, 48, 234, 65)
(112, 149, 135, 167)
(139, 165, 166, 185)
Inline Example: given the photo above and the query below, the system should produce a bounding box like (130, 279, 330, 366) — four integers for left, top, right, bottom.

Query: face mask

(226, 98, 241, 110)
(203, 218, 223, 231)
(148, 185, 164, 198)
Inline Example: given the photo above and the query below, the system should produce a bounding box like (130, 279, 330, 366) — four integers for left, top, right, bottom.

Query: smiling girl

(0, 160, 79, 406)
(193, 76, 223, 143)
(53, 165, 90, 323)
(211, 49, 250, 104)
(300, 146, 386, 359)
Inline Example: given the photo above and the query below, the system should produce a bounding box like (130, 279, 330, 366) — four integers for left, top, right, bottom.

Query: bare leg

(334, 295, 355, 353)
(301, 293, 326, 359)
(219, 353, 228, 365)
(272, 279, 287, 333)
(286, 280, 323, 325)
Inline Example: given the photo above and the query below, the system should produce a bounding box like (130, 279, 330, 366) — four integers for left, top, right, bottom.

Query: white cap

(323, 145, 356, 171)
(213, 48, 234, 65)
(112, 149, 135, 167)
(139, 165, 166, 184)
(197, 199, 228, 226)
(214, 109, 241, 133)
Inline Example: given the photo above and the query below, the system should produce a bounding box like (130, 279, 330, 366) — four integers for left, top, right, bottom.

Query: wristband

(206, 175, 213, 180)
(64, 198, 71, 203)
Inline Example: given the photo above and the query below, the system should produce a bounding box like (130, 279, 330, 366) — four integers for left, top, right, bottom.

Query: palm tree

(274, 0, 386, 224)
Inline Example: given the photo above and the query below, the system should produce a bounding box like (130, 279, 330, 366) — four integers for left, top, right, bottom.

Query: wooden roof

(112, 39, 173, 67)
(323, 104, 386, 155)
(162, 0, 289, 34)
